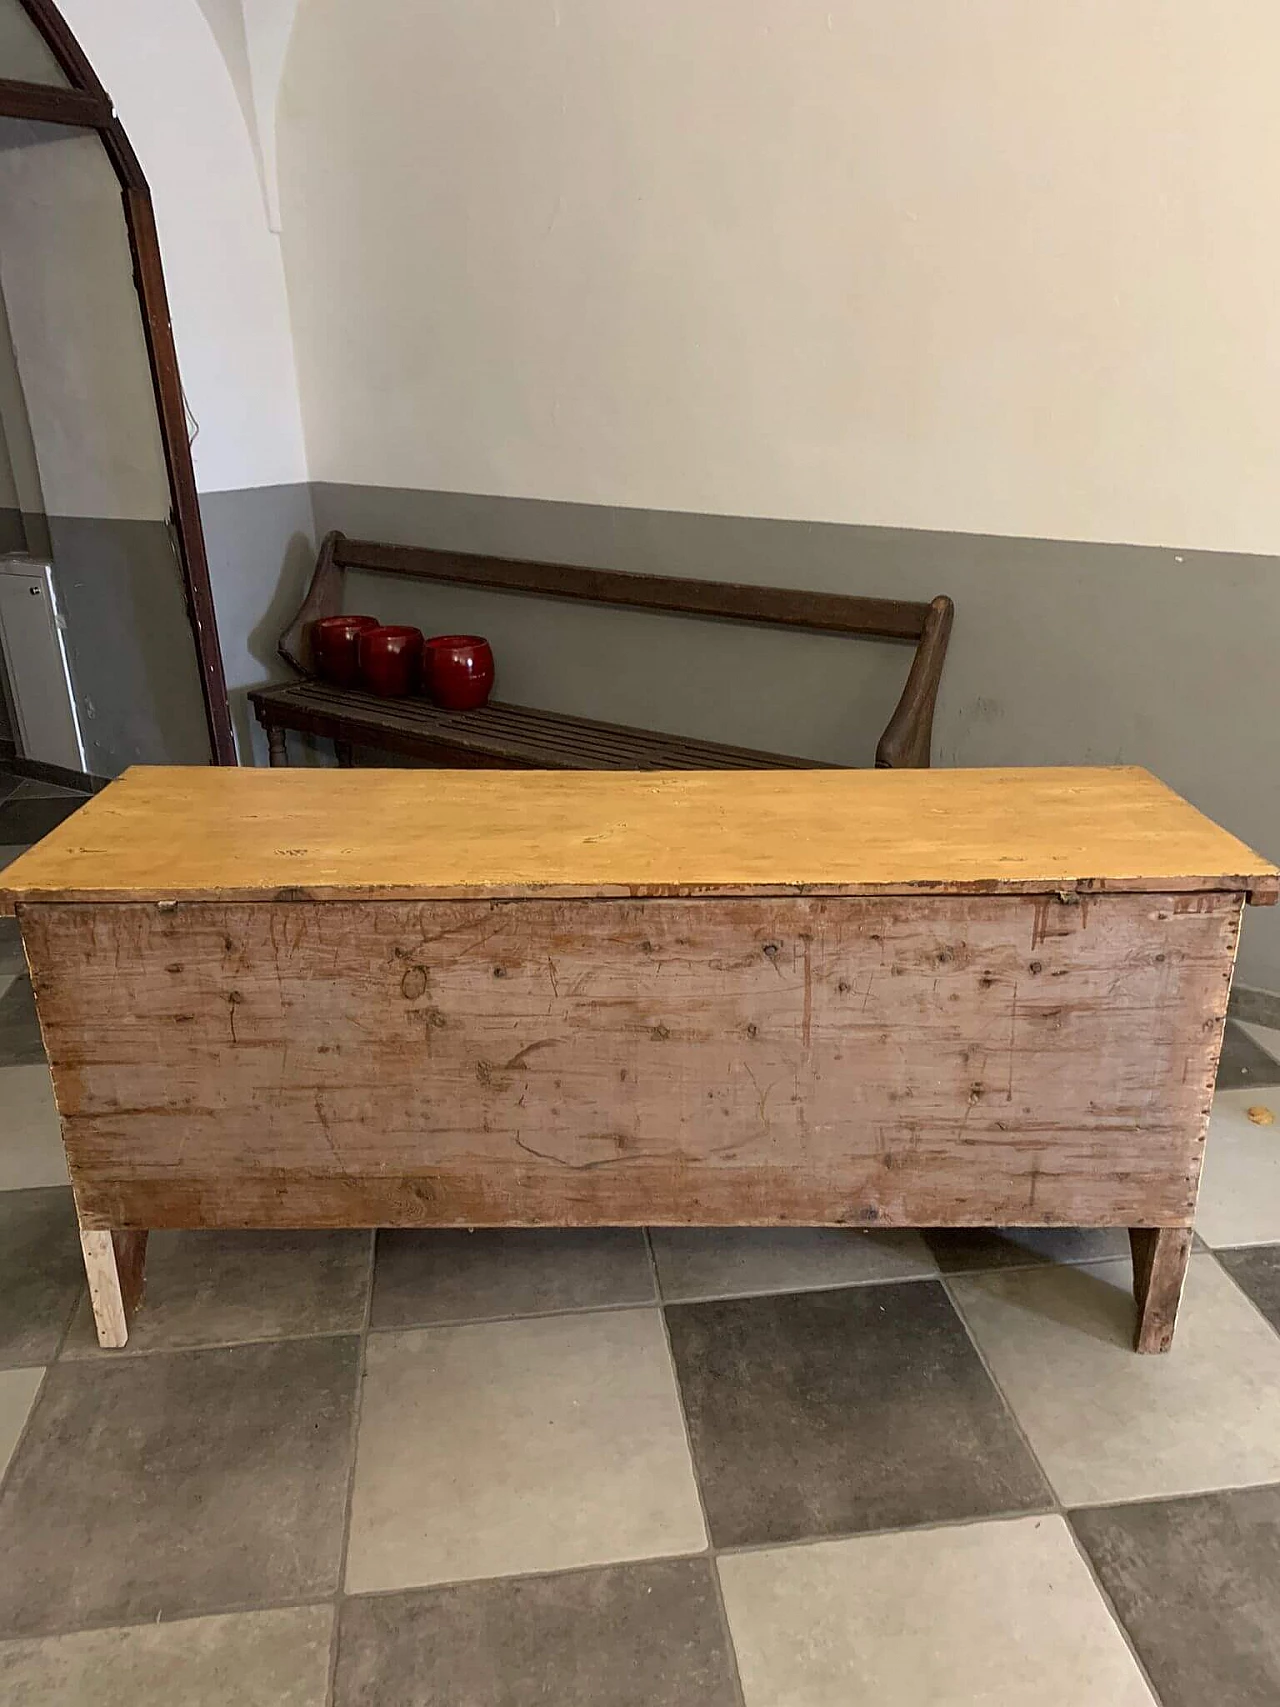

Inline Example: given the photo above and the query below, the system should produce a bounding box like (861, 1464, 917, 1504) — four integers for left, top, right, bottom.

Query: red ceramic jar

(358, 625, 423, 697)
(311, 614, 379, 688)
(423, 633, 495, 711)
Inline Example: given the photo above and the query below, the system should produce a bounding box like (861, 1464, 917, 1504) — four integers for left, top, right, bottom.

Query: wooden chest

(3, 765, 1275, 1353)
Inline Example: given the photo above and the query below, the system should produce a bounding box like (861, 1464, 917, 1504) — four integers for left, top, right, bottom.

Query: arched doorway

(0, 0, 234, 769)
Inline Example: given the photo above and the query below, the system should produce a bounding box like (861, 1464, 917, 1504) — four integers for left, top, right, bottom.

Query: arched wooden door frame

(0, 0, 237, 763)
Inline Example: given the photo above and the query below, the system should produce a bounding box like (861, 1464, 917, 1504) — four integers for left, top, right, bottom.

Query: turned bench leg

(267, 724, 288, 766)
(79, 1229, 148, 1348)
(334, 739, 353, 767)
(1129, 1227, 1193, 1354)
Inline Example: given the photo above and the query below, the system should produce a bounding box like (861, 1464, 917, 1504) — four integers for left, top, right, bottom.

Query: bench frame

(251, 530, 954, 770)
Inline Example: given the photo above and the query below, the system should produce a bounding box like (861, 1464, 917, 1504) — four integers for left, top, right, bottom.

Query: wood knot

(651, 1023, 671, 1041)
(401, 965, 428, 1001)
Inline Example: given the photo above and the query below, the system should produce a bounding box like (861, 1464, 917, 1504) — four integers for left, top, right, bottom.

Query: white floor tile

(650, 1226, 937, 1301)
(0, 1065, 69, 1189)
(1197, 1088, 1280, 1247)
(924, 1225, 1132, 1273)
(10, 780, 82, 801)
(1238, 1020, 1280, 1062)
(952, 1253, 1280, 1505)
(719, 1515, 1155, 1706)
(0, 1604, 333, 1706)
(346, 1307, 706, 1593)
(0, 1366, 43, 1478)
(371, 1227, 654, 1328)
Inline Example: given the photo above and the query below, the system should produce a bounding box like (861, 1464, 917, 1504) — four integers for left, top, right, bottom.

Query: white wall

(0, 126, 168, 519)
(0, 280, 44, 525)
(0, 6, 66, 85)
(279, 0, 1280, 557)
(57, 0, 306, 496)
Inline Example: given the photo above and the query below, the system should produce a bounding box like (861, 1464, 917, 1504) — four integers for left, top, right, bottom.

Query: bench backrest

(280, 531, 954, 767)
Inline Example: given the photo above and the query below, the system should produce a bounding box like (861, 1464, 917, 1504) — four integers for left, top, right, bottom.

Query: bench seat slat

(249, 681, 830, 772)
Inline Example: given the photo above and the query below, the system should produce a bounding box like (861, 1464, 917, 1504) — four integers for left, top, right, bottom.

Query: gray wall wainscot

(0, 504, 17, 746)
(48, 514, 212, 775)
(309, 483, 1280, 991)
(0, 505, 23, 553)
(198, 482, 317, 766)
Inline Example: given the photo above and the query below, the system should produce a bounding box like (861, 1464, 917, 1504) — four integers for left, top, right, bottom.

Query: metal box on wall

(0, 555, 85, 773)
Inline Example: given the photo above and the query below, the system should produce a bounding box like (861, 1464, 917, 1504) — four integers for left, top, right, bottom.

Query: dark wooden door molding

(0, 0, 236, 764)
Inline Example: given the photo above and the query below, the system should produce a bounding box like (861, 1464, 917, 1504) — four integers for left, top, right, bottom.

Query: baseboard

(1229, 984, 1280, 1030)
(6, 754, 108, 795)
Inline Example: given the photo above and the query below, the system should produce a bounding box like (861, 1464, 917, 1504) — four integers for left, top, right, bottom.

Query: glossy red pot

(311, 614, 379, 688)
(423, 633, 495, 711)
(358, 624, 423, 697)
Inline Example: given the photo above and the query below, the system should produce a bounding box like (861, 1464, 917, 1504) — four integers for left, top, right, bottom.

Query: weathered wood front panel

(23, 892, 1238, 1231)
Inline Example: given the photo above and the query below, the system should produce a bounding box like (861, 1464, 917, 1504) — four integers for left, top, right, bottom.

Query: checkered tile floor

(2, 785, 1280, 1703)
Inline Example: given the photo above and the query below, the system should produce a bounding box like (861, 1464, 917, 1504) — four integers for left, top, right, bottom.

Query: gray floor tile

(0, 917, 24, 976)
(0, 1064, 70, 1189)
(0, 797, 83, 845)
(335, 1559, 739, 1706)
(1073, 1486, 1280, 1707)
(62, 1229, 372, 1356)
(1217, 1243, 1280, 1331)
(0, 1335, 359, 1636)
(721, 1515, 1155, 1706)
(370, 1227, 653, 1329)
(0, 1604, 334, 1706)
(0, 975, 44, 1066)
(1217, 1019, 1280, 1090)
(0, 846, 30, 873)
(650, 1226, 936, 1301)
(0, 772, 21, 804)
(0, 1188, 81, 1367)
(347, 1310, 705, 1593)
(666, 1281, 1050, 1548)
(924, 1225, 1132, 1273)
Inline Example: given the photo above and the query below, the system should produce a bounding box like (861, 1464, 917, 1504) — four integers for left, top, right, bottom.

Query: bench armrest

(875, 596, 954, 769)
(279, 530, 345, 674)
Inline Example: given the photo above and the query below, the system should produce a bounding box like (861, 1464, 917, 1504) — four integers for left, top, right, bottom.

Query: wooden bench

(249, 531, 954, 771)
